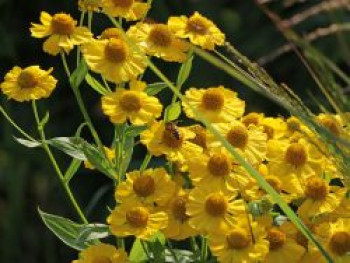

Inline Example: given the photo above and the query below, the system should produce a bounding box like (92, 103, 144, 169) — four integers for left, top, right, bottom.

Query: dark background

(0, 0, 348, 262)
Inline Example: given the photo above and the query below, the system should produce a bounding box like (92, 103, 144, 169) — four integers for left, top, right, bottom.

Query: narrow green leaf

(148, 240, 165, 263)
(14, 137, 41, 148)
(75, 224, 110, 243)
(70, 59, 88, 89)
(121, 135, 134, 176)
(125, 125, 147, 138)
(129, 239, 148, 262)
(38, 208, 92, 251)
(176, 55, 194, 87)
(145, 82, 168, 96)
(47, 137, 86, 161)
(64, 159, 82, 183)
(164, 102, 181, 122)
(85, 74, 108, 95)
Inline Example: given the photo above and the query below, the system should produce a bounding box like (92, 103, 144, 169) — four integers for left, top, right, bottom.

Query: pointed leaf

(164, 102, 181, 122)
(145, 82, 168, 96)
(176, 55, 193, 87)
(14, 137, 41, 148)
(85, 74, 108, 95)
(70, 59, 88, 89)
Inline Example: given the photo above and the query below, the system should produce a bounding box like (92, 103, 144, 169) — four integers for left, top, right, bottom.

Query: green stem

(140, 152, 152, 172)
(116, 237, 125, 250)
(200, 237, 207, 262)
(190, 237, 198, 254)
(0, 106, 36, 141)
(76, 11, 86, 67)
(140, 240, 151, 260)
(32, 100, 88, 224)
(167, 241, 180, 263)
(87, 11, 93, 30)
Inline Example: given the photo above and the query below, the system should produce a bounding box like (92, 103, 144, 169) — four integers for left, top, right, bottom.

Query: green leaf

(14, 137, 41, 148)
(75, 224, 110, 243)
(164, 102, 181, 122)
(64, 159, 82, 183)
(165, 249, 194, 263)
(176, 55, 193, 87)
(80, 141, 116, 179)
(120, 135, 134, 176)
(129, 239, 148, 262)
(38, 208, 92, 251)
(145, 82, 168, 96)
(70, 59, 88, 89)
(148, 240, 165, 263)
(125, 125, 147, 138)
(85, 74, 108, 95)
(47, 137, 86, 161)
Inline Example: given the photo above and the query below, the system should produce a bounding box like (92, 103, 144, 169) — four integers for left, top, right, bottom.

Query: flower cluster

(0, 0, 349, 263)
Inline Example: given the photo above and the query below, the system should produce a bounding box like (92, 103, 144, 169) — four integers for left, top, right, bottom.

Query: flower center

(329, 231, 350, 256)
(51, 13, 75, 35)
(126, 207, 149, 227)
(189, 125, 207, 149)
(201, 88, 225, 111)
(285, 143, 307, 167)
(205, 193, 228, 217)
(105, 39, 129, 63)
(226, 229, 251, 249)
(162, 125, 183, 149)
(187, 15, 209, 35)
(226, 126, 248, 149)
(319, 117, 341, 137)
(287, 117, 301, 132)
(207, 153, 231, 177)
(265, 176, 282, 193)
(267, 229, 286, 250)
(79, 0, 100, 11)
(112, 0, 134, 8)
(304, 177, 328, 200)
(92, 256, 112, 263)
(100, 28, 124, 40)
(263, 125, 274, 139)
(148, 25, 173, 47)
(133, 175, 156, 197)
(17, 70, 38, 89)
(242, 113, 261, 127)
(171, 196, 189, 221)
(119, 91, 141, 112)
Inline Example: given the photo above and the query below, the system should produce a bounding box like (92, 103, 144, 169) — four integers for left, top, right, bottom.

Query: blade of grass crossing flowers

(147, 61, 334, 263)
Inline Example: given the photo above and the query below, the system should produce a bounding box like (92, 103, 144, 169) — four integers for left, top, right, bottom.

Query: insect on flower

(165, 121, 181, 140)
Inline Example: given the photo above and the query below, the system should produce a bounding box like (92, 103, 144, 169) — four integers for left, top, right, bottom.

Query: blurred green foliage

(0, 0, 348, 262)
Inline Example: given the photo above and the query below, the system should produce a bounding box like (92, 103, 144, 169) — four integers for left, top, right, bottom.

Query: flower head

(101, 0, 150, 21)
(73, 243, 128, 263)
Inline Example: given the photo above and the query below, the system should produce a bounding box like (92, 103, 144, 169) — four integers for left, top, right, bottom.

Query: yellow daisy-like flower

(99, 27, 125, 40)
(209, 220, 269, 263)
(317, 113, 344, 137)
(162, 188, 197, 240)
(82, 38, 147, 84)
(116, 168, 176, 206)
(260, 117, 287, 140)
(72, 243, 128, 263)
(30, 12, 92, 56)
(168, 12, 225, 50)
(101, 80, 162, 125)
(183, 86, 245, 123)
(107, 200, 168, 240)
(0, 66, 57, 102)
(207, 121, 267, 165)
(127, 22, 189, 62)
(297, 177, 346, 221)
(187, 147, 237, 189)
(84, 146, 116, 170)
(78, 0, 101, 12)
(263, 227, 306, 263)
(315, 218, 350, 262)
(267, 138, 324, 190)
(186, 183, 244, 234)
(140, 121, 202, 164)
(101, 0, 150, 21)
(188, 124, 208, 150)
(242, 112, 264, 127)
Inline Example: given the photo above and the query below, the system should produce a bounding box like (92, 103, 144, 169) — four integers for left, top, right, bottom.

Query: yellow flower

(267, 138, 324, 191)
(209, 220, 269, 263)
(207, 121, 267, 165)
(101, 80, 162, 125)
(127, 22, 189, 62)
(242, 112, 264, 127)
(297, 177, 346, 221)
(187, 124, 208, 150)
(168, 12, 225, 50)
(263, 227, 306, 263)
(317, 113, 344, 137)
(107, 200, 168, 240)
(101, 0, 150, 21)
(30, 12, 92, 56)
(162, 188, 197, 240)
(186, 183, 244, 234)
(260, 117, 287, 140)
(0, 66, 57, 102)
(187, 147, 237, 189)
(99, 27, 125, 40)
(183, 86, 245, 123)
(73, 243, 128, 263)
(84, 146, 115, 170)
(140, 121, 202, 164)
(116, 168, 176, 206)
(78, 0, 101, 12)
(315, 218, 350, 262)
(82, 38, 147, 83)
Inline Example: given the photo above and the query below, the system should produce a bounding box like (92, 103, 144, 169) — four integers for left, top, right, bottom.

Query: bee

(165, 121, 181, 140)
